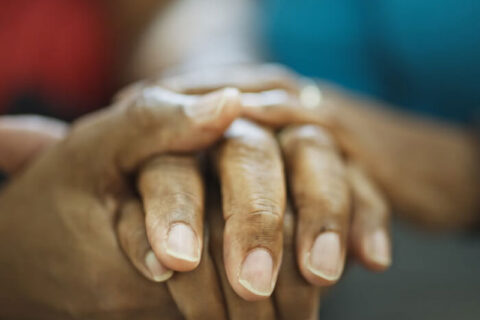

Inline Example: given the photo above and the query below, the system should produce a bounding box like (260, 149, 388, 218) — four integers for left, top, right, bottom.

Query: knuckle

(241, 211, 283, 243)
(226, 197, 284, 243)
(223, 135, 278, 165)
(225, 119, 275, 144)
(281, 125, 336, 151)
(296, 189, 350, 225)
(167, 191, 202, 210)
(246, 196, 284, 218)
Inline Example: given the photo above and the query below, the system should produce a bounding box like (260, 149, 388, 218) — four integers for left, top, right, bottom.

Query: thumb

(0, 115, 67, 174)
(241, 89, 334, 130)
(68, 85, 241, 172)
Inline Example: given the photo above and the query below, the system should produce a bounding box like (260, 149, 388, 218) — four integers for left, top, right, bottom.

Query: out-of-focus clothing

(262, 0, 480, 124)
(0, 0, 113, 119)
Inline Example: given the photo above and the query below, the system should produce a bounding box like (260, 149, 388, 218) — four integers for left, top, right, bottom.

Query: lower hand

(0, 114, 320, 320)
(0, 84, 241, 318)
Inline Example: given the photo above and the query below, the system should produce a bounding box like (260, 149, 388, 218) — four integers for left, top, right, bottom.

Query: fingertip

(360, 229, 392, 272)
(224, 244, 278, 301)
(166, 223, 201, 264)
(153, 223, 202, 272)
(144, 250, 174, 282)
(238, 248, 274, 299)
(300, 232, 346, 287)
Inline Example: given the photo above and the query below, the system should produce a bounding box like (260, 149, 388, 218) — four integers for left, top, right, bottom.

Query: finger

(160, 64, 300, 94)
(116, 198, 173, 282)
(241, 89, 333, 130)
(280, 125, 351, 286)
(347, 162, 392, 271)
(138, 155, 204, 272)
(274, 206, 321, 320)
(0, 115, 67, 174)
(68, 86, 241, 172)
(117, 197, 228, 319)
(207, 192, 276, 320)
(167, 226, 228, 320)
(215, 119, 286, 301)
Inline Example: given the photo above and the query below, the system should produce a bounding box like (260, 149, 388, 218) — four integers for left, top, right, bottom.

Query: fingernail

(145, 250, 173, 282)
(307, 232, 343, 281)
(364, 229, 391, 267)
(166, 223, 199, 262)
(185, 87, 239, 123)
(239, 248, 274, 296)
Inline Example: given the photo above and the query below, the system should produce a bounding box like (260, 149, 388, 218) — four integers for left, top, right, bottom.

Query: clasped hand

(0, 65, 391, 319)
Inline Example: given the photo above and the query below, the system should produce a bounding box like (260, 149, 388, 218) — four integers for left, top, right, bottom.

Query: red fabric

(0, 0, 113, 115)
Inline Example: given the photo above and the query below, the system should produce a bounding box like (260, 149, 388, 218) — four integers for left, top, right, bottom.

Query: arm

(330, 89, 480, 229)
(126, 0, 260, 80)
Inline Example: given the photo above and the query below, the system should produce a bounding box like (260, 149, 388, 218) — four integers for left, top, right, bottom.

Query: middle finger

(280, 125, 351, 286)
(215, 119, 286, 301)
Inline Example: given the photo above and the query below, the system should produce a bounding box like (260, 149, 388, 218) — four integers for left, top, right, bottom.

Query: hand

(0, 117, 321, 320)
(117, 65, 392, 301)
(235, 72, 480, 229)
(118, 181, 322, 320)
(0, 85, 241, 318)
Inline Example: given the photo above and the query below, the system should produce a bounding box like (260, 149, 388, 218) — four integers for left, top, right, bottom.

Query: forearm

(328, 87, 480, 229)
(102, 0, 172, 85)
(127, 0, 260, 81)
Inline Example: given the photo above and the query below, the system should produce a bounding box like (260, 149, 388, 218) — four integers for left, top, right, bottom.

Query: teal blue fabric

(262, 0, 480, 124)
